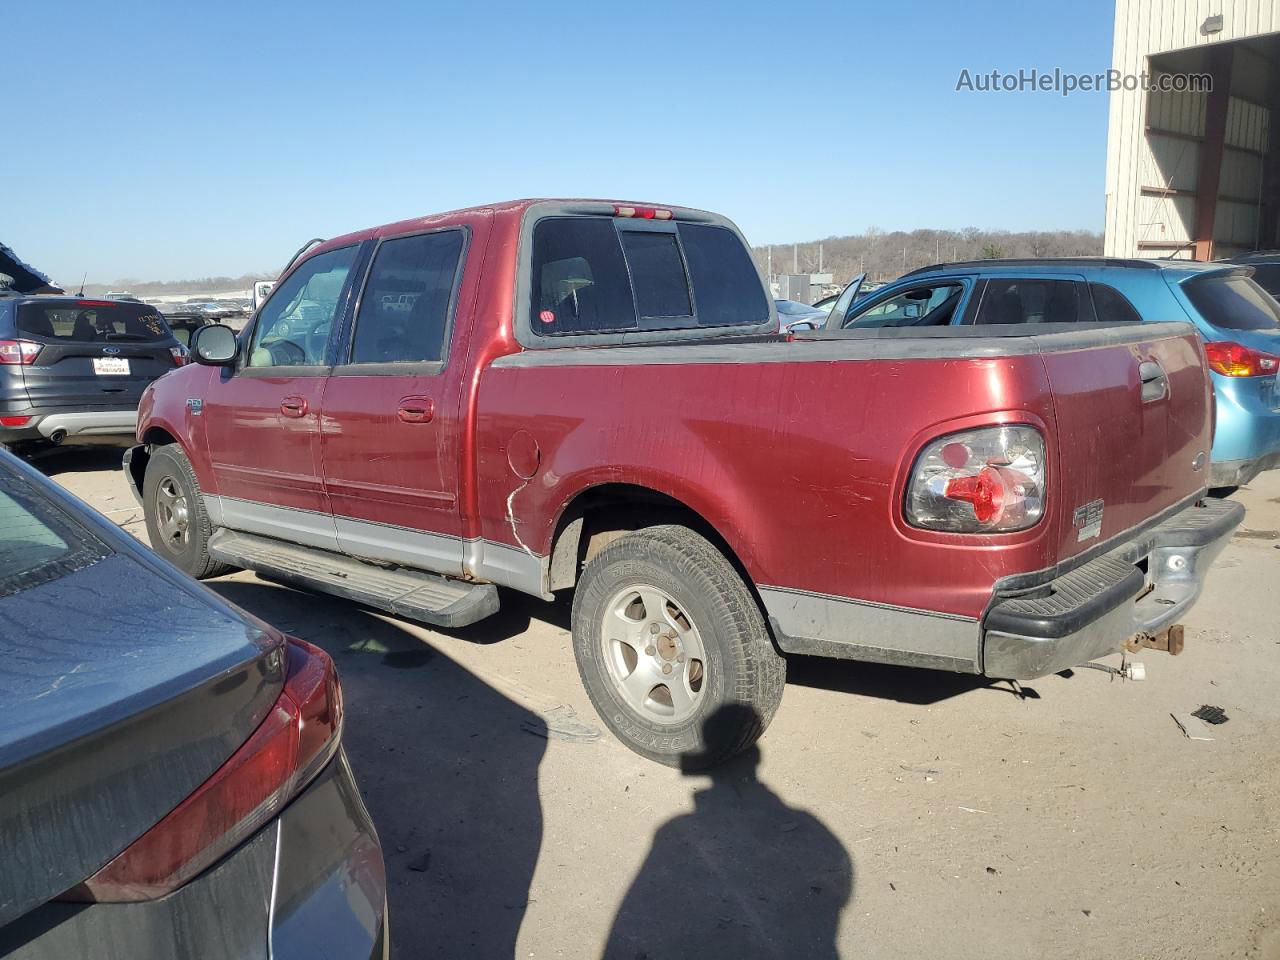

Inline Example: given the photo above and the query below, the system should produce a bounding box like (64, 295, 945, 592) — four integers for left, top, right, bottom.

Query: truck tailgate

(1038, 323, 1212, 565)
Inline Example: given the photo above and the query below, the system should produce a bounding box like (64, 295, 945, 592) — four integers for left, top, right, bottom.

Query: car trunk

(14, 301, 177, 409)
(0, 480, 285, 925)
(1038, 324, 1212, 566)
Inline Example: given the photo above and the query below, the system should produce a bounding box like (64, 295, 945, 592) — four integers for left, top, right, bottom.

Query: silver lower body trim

(203, 495, 549, 598)
(759, 586, 981, 673)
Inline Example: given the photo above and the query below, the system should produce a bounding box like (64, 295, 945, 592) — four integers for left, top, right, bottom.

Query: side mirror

(191, 324, 238, 366)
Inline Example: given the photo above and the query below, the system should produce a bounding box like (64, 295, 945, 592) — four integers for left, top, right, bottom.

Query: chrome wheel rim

(601, 585, 707, 725)
(154, 475, 191, 552)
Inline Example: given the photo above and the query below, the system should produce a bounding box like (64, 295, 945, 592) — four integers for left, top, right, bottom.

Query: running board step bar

(208, 529, 499, 629)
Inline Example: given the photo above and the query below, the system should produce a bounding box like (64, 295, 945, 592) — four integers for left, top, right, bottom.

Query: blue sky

(9, 0, 1117, 283)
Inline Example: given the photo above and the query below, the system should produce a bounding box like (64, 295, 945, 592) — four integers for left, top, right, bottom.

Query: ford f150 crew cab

(126, 199, 1242, 767)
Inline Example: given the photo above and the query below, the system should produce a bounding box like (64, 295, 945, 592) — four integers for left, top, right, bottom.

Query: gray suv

(0, 294, 185, 451)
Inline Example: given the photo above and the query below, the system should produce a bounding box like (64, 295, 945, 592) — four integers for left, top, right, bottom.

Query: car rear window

(530, 217, 768, 336)
(16, 301, 172, 343)
(1184, 275, 1280, 331)
(0, 462, 109, 598)
(1247, 263, 1280, 298)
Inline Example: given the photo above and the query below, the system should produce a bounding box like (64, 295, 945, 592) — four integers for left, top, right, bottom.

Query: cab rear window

(1184, 275, 1280, 331)
(16, 301, 171, 343)
(530, 218, 768, 336)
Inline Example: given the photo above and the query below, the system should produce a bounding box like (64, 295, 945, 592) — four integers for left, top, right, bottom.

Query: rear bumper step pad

(982, 497, 1243, 680)
(208, 529, 499, 629)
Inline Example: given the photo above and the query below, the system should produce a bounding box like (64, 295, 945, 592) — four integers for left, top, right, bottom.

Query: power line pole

(793, 244, 798, 273)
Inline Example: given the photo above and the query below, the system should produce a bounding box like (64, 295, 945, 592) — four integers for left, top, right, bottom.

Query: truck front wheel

(142, 444, 234, 580)
(570, 524, 785, 768)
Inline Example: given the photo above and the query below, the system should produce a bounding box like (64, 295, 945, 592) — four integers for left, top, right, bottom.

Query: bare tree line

(752, 227, 1104, 285)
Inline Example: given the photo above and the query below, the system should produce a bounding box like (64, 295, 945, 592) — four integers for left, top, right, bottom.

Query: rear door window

(844, 283, 964, 328)
(16, 301, 171, 342)
(1184, 275, 1280, 331)
(1088, 283, 1143, 323)
(348, 230, 466, 364)
(973, 279, 1091, 325)
(529, 217, 768, 336)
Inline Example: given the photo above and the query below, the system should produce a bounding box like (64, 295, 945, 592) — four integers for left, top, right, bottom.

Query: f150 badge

(186, 398, 204, 416)
(1072, 499, 1104, 542)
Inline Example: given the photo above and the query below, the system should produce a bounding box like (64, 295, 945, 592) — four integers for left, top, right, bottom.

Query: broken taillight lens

(61, 638, 342, 903)
(906, 426, 1046, 533)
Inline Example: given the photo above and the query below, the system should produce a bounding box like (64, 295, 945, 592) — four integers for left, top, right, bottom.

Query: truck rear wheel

(570, 524, 785, 768)
(143, 444, 233, 579)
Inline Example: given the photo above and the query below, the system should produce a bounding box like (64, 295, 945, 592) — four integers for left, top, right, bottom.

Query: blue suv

(824, 258, 1280, 488)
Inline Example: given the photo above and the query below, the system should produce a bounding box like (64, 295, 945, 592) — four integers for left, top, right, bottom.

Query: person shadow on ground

(603, 705, 853, 960)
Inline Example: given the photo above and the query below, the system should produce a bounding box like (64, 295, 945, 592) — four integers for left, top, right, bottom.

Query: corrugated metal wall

(1104, 0, 1280, 258)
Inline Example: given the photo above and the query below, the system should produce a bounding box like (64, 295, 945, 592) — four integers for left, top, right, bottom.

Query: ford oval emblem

(102, 346, 121, 355)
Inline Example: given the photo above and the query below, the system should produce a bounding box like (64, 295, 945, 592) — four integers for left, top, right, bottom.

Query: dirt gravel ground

(36, 447, 1280, 959)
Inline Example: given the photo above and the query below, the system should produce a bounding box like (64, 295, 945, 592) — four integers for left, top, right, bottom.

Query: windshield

(16, 300, 173, 343)
(0, 460, 109, 598)
(1184, 275, 1280, 332)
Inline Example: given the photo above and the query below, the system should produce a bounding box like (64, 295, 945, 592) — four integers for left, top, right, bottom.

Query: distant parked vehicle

(774, 298, 828, 332)
(158, 309, 214, 346)
(827, 257, 1280, 487)
(0, 448, 388, 959)
(0, 296, 187, 452)
(104, 291, 143, 303)
(1226, 251, 1280, 300)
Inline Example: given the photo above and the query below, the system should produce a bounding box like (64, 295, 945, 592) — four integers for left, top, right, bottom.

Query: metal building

(1104, 1, 1280, 260)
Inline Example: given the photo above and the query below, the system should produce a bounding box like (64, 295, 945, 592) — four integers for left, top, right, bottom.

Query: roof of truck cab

(309, 199, 714, 257)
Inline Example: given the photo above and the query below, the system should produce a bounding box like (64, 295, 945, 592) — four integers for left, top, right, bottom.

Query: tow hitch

(1125, 623, 1185, 656)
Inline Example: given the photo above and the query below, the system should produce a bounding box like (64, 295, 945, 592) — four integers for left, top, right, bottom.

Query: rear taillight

(1203, 340, 1279, 377)
(906, 425, 1046, 533)
(0, 416, 31, 427)
(169, 345, 189, 366)
(613, 204, 673, 220)
(0, 340, 41, 365)
(63, 638, 341, 903)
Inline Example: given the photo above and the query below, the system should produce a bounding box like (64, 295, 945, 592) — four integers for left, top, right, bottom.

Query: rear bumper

(981, 497, 1243, 680)
(0, 408, 138, 445)
(1, 748, 387, 960)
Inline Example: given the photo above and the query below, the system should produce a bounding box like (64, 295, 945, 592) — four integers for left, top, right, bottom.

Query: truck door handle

(280, 396, 308, 417)
(397, 398, 434, 424)
(1139, 361, 1168, 403)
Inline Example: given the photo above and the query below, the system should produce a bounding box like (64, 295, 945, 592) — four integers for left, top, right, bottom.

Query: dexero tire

(142, 444, 233, 579)
(570, 524, 786, 768)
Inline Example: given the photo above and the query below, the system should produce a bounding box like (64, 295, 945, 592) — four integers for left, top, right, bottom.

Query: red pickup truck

(126, 199, 1242, 766)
